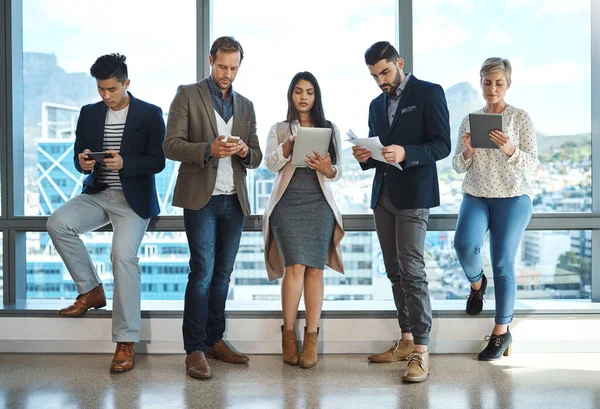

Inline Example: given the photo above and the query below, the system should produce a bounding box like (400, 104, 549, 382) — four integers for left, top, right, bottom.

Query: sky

(21, 0, 591, 141)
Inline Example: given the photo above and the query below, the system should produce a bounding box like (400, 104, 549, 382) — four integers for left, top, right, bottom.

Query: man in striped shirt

(47, 54, 166, 373)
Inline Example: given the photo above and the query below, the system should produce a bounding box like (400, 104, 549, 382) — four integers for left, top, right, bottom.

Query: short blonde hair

(480, 57, 512, 82)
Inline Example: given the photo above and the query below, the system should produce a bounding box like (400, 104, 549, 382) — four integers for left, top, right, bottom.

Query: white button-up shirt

(452, 105, 539, 200)
(212, 110, 236, 196)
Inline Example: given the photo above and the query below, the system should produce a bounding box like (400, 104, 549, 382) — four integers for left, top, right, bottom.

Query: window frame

(1, 0, 599, 307)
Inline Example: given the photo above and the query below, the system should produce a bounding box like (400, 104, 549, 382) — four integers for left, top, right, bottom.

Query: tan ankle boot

(402, 351, 431, 383)
(368, 339, 414, 363)
(281, 325, 299, 366)
(299, 327, 319, 368)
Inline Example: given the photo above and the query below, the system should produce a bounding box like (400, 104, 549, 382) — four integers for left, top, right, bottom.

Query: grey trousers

(46, 189, 150, 342)
(373, 182, 432, 346)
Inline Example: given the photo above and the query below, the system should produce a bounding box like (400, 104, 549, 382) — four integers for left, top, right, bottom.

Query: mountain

(441, 82, 482, 168)
(23, 52, 98, 181)
(24, 52, 97, 127)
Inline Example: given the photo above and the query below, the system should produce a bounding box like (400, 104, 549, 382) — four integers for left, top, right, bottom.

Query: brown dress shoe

(299, 327, 319, 369)
(186, 351, 212, 379)
(368, 339, 414, 363)
(110, 342, 135, 373)
(281, 325, 299, 366)
(206, 340, 249, 364)
(402, 350, 431, 383)
(58, 284, 106, 317)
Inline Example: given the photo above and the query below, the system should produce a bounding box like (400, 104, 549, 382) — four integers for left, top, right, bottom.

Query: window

(0, 232, 3, 299)
(2, 0, 596, 310)
(20, 0, 196, 216)
(212, 0, 398, 214)
(413, 0, 591, 213)
(25, 229, 590, 301)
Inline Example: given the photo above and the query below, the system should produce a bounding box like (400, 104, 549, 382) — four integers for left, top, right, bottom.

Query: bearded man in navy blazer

(353, 41, 450, 383)
(46, 54, 166, 373)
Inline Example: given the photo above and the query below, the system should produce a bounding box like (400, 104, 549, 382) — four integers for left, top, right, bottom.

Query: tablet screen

(291, 127, 332, 167)
(469, 113, 502, 149)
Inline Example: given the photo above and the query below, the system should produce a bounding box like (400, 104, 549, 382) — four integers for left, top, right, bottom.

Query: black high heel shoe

(478, 327, 512, 361)
(466, 274, 487, 316)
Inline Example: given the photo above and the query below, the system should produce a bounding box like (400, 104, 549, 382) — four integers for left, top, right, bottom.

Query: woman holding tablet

(452, 58, 539, 360)
(263, 71, 344, 368)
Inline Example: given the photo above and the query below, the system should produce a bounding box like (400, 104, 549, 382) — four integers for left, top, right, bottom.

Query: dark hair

(285, 72, 337, 166)
(90, 53, 128, 83)
(210, 36, 244, 63)
(364, 41, 399, 66)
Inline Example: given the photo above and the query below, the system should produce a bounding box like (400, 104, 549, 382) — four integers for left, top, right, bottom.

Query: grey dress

(269, 167, 335, 269)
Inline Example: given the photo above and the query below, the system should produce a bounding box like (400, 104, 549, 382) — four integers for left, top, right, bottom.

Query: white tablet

(291, 127, 332, 167)
(469, 113, 503, 149)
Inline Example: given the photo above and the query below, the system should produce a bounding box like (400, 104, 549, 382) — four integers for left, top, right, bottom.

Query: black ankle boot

(478, 327, 512, 361)
(466, 274, 487, 316)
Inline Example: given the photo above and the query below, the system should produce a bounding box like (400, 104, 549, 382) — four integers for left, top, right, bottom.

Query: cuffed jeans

(46, 189, 149, 342)
(373, 182, 432, 346)
(454, 194, 532, 325)
(182, 194, 244, 354)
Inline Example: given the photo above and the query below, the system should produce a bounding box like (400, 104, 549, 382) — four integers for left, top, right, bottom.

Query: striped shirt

(97, 106, 129, 189)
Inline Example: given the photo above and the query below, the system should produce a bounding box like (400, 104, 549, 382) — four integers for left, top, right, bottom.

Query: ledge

(1, 299, 599, 319)
(1, 213, 600, 232)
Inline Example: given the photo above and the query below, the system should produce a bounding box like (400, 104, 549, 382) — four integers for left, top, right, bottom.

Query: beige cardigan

(262, 121, 345, 281)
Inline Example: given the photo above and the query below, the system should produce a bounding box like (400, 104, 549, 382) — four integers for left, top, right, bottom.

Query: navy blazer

(361, 74, 451, 210)
(73, 93, 166, 219)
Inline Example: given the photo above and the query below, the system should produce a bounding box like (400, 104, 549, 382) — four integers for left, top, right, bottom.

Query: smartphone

(85, 152, 112, 162)
(227, 136, 241, 144)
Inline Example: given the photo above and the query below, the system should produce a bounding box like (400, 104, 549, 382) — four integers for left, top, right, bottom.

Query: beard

(210, 72, 232, 91)
(216, 78, 231, 90)
(380, 68, 402, 95)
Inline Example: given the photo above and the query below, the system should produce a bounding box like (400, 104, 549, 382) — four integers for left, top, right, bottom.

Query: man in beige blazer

(163, 36, 262, 379)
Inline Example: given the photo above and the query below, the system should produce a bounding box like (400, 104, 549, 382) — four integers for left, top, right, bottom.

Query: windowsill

(1, 299, 598, 318)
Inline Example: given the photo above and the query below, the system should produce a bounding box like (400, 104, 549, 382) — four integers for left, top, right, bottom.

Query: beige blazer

(262, 121, 345, 281)
(163, 79, 262, 214)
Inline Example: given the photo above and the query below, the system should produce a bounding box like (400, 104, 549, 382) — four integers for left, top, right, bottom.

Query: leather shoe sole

(187, 369, 212, 379)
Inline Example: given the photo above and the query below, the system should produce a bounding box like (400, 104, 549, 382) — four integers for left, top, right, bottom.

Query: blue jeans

(182, 195, 244, 354)
(454, 194, 532, 325)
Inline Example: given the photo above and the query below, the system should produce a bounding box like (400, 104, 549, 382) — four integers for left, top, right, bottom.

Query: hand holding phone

(85, 151, 112, 163)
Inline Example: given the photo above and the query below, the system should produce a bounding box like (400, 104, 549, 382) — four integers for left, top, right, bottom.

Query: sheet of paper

(346, 129, 402, 170)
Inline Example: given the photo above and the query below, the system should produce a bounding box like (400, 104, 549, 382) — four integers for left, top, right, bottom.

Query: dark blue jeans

(454, 194, 532, 325)
(182, 195, 244, 354)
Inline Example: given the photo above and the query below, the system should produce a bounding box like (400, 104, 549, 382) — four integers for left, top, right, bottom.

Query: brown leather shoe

(368, 339, 414, 363)
(402, 351, 431, 383)
(281, 325, 299, 366)
(58, 284, 106, 317)
(186, 351, 212, 379)
(110, 342, 135, 373)
(206, 340, 249, 364)
(299, 327, 319, 369)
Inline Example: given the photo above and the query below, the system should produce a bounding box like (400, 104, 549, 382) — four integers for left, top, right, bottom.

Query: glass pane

(414, 1, 591, 213)
(212, 0, 398, 214)
(26, 230, 590, 301)
(0, 232, 3, 300)
(21, 0, 196, 216)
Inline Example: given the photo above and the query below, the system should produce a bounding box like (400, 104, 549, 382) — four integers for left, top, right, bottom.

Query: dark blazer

(73, 93, 166, 219)
(361, 74, 451, 209)
(162, 79, 263, 215)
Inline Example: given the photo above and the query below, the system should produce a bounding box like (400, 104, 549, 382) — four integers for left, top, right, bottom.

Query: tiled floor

(1, 353, 599, 409)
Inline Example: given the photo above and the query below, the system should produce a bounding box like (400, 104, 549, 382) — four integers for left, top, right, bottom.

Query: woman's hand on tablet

(489, 130, 516, 156)
(282, 135, 296, 158)
(306, 151, 335, 178)
(462, 132, 475, 159)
